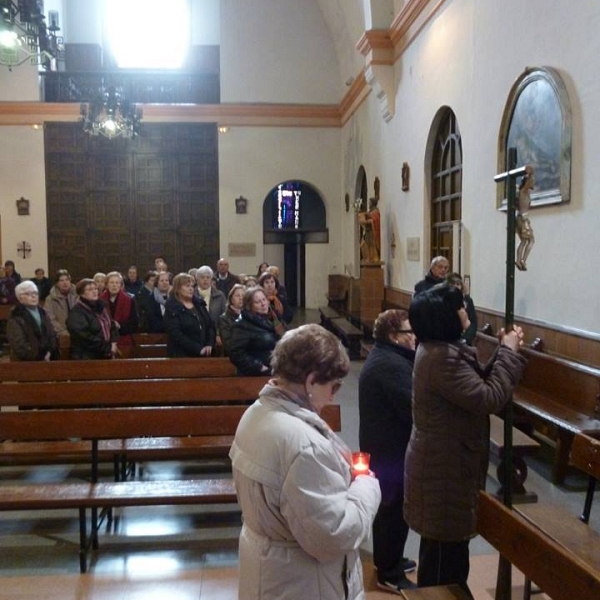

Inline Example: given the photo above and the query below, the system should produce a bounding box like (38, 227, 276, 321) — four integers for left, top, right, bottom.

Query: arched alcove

(262, 180, 329, 308)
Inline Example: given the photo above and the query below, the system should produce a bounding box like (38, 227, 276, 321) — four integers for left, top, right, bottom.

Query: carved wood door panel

(45, 123, 219, 280)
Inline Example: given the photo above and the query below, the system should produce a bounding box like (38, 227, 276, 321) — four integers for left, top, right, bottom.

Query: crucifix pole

(493, 148, 527, 600)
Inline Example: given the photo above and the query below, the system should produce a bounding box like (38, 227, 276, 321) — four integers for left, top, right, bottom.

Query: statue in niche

(359, 178, 381, 262)
(516, 165, 535, 271)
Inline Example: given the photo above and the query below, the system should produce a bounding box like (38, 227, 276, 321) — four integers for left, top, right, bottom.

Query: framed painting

(497, 66, 571, 208)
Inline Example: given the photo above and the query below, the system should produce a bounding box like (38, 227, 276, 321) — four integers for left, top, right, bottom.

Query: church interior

(1, 1, 600, 598)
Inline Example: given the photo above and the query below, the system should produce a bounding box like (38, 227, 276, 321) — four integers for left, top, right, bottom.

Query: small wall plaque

(407, 237, 420, 261)
(235, 196, 248, 214)
(229, 243, 256, 257)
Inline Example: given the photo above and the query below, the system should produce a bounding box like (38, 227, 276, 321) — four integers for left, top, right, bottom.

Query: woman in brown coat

(405, 284, 526, 598)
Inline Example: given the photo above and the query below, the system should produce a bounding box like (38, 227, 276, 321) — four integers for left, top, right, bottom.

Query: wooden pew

(0, 401, 341, 572)
(57, 332, 169, 360)
(0, 356, 236, 382)
(474, 332, 600, 483)
(0, 375, 268, 469)
(477, 490, 600, 600)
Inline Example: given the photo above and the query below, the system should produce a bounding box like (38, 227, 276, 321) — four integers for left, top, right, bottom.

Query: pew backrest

(0, 356, 236, 382)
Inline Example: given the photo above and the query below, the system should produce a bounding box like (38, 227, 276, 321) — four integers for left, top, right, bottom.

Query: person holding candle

(404, 284, 526, 598)
(230, 324, 381, 600)
(359, 309, 418, 593)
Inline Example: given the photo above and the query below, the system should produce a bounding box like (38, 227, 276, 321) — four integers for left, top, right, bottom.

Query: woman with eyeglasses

(7, 280, 59, 361)
(358, 309, 417, 593)
(404, 284, 526, 598)
(230, 324, 381, 600)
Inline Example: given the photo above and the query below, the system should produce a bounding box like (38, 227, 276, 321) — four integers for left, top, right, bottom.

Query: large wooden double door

(45, 123, 219, 280)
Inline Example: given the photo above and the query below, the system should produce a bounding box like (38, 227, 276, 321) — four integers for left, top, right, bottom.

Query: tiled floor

(1, 311, 595, 599)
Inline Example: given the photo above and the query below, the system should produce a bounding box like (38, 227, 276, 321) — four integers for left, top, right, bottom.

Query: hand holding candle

(351, 452, 372, 477)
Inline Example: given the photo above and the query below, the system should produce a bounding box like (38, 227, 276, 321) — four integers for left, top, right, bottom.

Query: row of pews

(0, 356, 340, 572)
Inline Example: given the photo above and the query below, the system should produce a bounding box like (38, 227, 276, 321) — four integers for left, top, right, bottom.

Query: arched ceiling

(315, 0, 367, 87)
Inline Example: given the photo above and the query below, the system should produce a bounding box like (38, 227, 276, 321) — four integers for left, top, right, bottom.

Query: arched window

(430, 108, 462, 266)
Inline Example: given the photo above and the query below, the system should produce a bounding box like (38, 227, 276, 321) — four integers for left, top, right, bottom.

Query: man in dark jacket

(30, 268, 52, 302)
(414, 256, 449, 295)
(215, 258, 240, 297)
(359, 309, 417, 593)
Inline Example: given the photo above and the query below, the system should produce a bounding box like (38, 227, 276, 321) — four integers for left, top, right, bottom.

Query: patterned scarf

(76, 297, 112, 342)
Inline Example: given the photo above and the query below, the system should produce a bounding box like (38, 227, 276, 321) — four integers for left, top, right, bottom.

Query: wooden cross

(493, 147, 529, 600)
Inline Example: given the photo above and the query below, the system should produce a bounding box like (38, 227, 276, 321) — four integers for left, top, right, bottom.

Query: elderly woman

(258, 271, 293, 324)
(228, 286, 285, 375)
(358, 309, 417, 593)
(405, 284, 526, 597)
(195, 265, 227, 349)
(230, 324, 381, 600)
(67, 279, 119, 360)
(93, 272, 107, 295)
(218, 283, 245, 356)
(101, 271, 138, 345)
(44, 269, 78, 337)
(164, 273, 215, 357)
(7, 280, 59, 361)
(146, 270, 171, 333)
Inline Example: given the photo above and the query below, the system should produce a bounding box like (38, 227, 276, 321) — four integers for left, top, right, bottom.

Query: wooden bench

(400, 585, 471, 599)
(330, 317, 363, 360)
(0, 375, 268, 471)
(489, 414, 540, 503)
(0, 356, 236, 382)
(477, 490, 600, 600)
(57, 332, 169, 360)
(319, 305, 341, 330)
(474, 332, 600, 484)
(0, 402, 341, 572)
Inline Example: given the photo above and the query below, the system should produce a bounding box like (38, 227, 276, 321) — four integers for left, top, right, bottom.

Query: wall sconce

(235, 195, 248, 214)
(16, 196, 30, 215)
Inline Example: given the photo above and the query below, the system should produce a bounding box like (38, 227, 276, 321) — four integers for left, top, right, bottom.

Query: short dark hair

(75, 278, 96, 296)
(373, 309, 410, 342)
(409, 284, 464, 342)
(144, 270, 158, 283)
(4, 260, 15, 268)
(55, 269, 71, 283)
(271, 324, 349, 384)
(258, 271, 279, 289)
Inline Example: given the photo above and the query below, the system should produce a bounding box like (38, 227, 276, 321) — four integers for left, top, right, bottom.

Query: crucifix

(493, 147, 529, 600)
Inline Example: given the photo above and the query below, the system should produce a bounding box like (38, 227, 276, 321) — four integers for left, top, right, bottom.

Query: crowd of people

(1, 257, 292, 368)
(1, 254, 528, 599)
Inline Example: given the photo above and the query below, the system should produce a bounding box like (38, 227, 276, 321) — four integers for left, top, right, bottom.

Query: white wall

(220, 0, 340, 103)
(344, 0, 600, 333)
(218, 127, 342, 308)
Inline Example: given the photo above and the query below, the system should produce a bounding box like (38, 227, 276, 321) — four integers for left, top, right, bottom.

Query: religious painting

(497, 67, 571, 208)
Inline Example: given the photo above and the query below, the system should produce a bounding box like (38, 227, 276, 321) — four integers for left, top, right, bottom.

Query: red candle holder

(351, 452, 370, 473)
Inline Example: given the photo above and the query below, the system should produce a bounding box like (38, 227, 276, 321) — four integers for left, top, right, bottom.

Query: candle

(351, 452, 370, 473)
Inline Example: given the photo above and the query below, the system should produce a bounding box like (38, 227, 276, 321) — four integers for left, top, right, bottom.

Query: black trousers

(417, 537, 474, 600)
(372, 479, 409, 580)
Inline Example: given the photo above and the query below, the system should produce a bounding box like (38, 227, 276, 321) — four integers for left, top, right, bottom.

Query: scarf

(76, 297, 112, 342)
(153, 287, 169, 306)
(198, 287, 211, 308)
(101, 289, 133, 327)
(268, 294, 284, 318)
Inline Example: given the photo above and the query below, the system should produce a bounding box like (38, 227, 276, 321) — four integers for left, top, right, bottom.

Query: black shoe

(402, 557, 417, 573)
(376, 576, 418, 594)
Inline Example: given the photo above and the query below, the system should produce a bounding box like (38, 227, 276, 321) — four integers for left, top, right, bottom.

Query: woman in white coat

(230, 324, 381, 600)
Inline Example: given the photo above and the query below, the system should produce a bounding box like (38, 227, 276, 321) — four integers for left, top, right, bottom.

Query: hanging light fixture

(81, 87, 142, 139)
(0, 1, 63, 70)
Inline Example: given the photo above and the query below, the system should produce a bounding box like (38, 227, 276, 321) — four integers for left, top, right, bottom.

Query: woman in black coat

(228, 286, 285, 375)
(7, 280, 59, 361)
(163, 273, 215, 358)
(358, 309, 417, 593)
(67, 279, 119, 360)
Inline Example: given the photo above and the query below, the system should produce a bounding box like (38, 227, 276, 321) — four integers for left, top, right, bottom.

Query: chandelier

(81, 87, 142, 139)
(0, 0, 63, 70)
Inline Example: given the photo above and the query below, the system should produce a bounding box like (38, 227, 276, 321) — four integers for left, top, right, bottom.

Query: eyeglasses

(397, 329, 413, 334)
(331, 380, 344, 394)
(21, 291, 39, 296)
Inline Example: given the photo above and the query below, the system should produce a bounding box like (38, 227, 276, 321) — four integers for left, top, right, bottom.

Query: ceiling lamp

(0, 1, 63, 70)
(81, 87, 142, 139)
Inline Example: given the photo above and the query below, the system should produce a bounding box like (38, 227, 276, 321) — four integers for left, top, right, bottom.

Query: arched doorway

(262, 180, 328, 308)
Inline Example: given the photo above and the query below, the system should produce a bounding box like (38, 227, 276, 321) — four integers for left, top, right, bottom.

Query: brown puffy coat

(404, 342, 526, 541)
